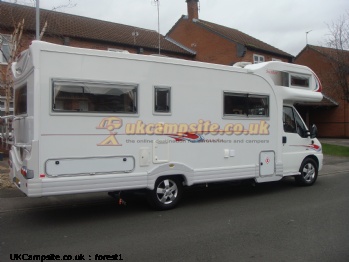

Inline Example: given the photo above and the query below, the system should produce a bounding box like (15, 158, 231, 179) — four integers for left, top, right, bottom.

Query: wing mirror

(309, 124, 318, 139)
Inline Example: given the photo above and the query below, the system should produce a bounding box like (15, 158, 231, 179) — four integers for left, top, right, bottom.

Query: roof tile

(194, 19, 293, 58)
(0, 2, 195, 56)
(306, 45, 349, 66)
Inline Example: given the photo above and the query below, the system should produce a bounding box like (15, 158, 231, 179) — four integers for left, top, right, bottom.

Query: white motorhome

(7, 41, 323, 210)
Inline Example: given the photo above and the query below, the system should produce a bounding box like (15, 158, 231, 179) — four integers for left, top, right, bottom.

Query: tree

(0, 0, 77, 97)
(0, 0, 76, 146)
(326, 12, 349, 102)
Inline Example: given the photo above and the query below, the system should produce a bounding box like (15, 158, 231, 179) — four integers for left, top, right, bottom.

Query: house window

(224, 92, 269, 117)
(272, 58, 282, 61)
(0, 34, 11, 64)
(154, 86, 171, 113)
(253, 54, 265, 64)
(52, 80, 138, 114)
(108, 48, 129, 53)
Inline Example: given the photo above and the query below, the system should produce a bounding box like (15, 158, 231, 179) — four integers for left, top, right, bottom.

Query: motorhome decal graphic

(96, 117, 123, 146)
(291, 144, 322, 152)
(96, 117, 270, 146)
(308, 144, 321, 152)
(168, 132, 204, 142)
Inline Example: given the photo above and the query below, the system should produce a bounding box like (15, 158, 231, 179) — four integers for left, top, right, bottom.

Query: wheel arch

(303, 154, 319, 169)
(155, 174, 187, 186)
(146, 162, 193, 190)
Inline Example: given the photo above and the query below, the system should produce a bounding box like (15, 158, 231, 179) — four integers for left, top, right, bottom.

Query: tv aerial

(151, 0, 161, 54)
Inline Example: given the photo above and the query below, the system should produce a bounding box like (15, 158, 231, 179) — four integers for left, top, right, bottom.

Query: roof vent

(232, 62, 252, 68)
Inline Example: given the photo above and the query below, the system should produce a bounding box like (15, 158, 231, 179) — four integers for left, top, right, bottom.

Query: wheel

(295, 158, 318, 186)
(147, 176, 183, 210)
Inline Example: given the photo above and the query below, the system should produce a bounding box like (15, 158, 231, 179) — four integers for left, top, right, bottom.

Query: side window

(248, 95, 269, 116)
(283, 106, 307, 137)
(52, 80, 137, 114)
(154, 87, 171, 113)
(224, 92, 269, 117)
(15, 84, 27, 116)
(224, 93, 247, 116)
(294, 110, 308, 138)
(283, 107, 296, 133)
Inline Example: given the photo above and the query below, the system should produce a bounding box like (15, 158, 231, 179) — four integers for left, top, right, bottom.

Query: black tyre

(147, 176, 183, 210)
(295, 158, 318, 186)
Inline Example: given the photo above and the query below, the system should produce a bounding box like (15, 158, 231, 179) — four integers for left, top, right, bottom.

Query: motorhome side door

(282, 106, 311, 174)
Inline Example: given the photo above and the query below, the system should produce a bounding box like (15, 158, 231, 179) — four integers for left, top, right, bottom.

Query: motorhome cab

(8, 41, 323, 210)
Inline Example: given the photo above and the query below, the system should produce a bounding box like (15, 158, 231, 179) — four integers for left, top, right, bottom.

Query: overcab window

(52, 80, 137, 114)
(290, 74, 310, 88)
(224, 92, 269, 117)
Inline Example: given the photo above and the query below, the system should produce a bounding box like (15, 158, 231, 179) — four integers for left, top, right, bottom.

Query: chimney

(186, 0, 199, 20)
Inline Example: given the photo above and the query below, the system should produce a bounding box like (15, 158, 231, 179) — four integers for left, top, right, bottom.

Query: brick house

(0, 1, 195, 114)
(0, 2, 195, 58)
(295, 45, 349, 138)
(166, 0, 293, 65)
(0, 1, 197, 152)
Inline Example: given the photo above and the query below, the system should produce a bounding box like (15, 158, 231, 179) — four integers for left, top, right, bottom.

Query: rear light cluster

(20, 166, 34, 179)
(21, 166, 27, 176)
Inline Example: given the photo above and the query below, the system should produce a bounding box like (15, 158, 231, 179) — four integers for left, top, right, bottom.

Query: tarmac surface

(318, 138, 349, 176)
(320, 138, 349, 147)
(1, 139, 348, 262)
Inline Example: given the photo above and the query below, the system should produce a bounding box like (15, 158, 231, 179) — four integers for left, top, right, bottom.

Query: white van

(8, 41, 323, 210)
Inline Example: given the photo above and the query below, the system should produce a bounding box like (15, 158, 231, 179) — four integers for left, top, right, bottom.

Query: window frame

(223, 91, 270, 119)
(153, 86, 171, 115)
(253, 54, 265, 64)
(107, 48, 129, 54)
(0, 34, 12, 64)
(289, 73, 311, 89)
(283, 106, 308, 138)
(51, 79, 139, 116)
(14, 84, 28, 116)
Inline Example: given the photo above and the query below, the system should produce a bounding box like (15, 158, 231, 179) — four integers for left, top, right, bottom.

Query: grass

(322, 143, 349, 157)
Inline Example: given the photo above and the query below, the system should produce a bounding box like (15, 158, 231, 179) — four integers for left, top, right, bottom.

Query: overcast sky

(7, 0, 349, 56)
